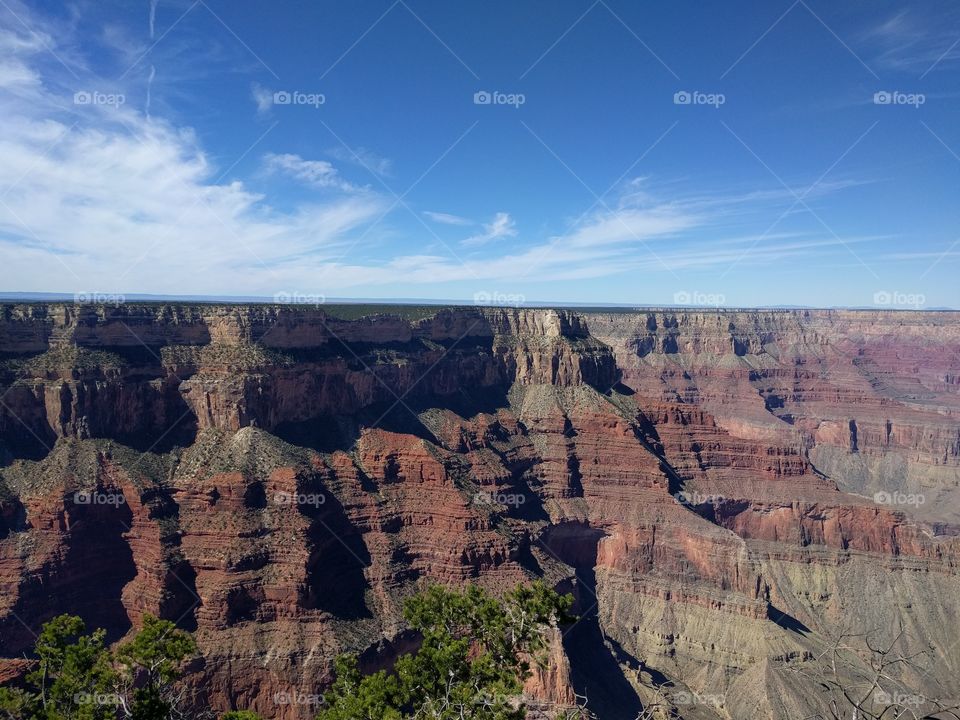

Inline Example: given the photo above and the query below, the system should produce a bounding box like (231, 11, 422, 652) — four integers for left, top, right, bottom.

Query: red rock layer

(1, 305, 959, 719)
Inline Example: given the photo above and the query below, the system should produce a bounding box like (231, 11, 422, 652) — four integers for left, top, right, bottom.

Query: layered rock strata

(1, 304, 958, 719)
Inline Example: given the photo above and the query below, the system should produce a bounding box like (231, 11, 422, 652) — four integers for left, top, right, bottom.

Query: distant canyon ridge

(1, 303, 958, 719)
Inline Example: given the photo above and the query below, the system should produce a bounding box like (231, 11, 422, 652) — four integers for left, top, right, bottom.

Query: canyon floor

(1, 303, 959, 719)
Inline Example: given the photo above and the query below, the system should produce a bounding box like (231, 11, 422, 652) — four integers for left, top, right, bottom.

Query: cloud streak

(423, 210, 472, 226)
(264, 153, 367, 194)
(0, 8, 385, 295)
(462, 212, 517, 247)
(327, 146, 392, 177)
(861, 9, 960, 73)
(0, 1, 895, 300)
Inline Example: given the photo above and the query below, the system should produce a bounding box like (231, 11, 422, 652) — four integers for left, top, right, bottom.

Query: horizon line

(0, 292, 955, 312)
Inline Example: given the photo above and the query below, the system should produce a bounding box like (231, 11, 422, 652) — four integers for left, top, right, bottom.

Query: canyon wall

(1, 303, 958, 719)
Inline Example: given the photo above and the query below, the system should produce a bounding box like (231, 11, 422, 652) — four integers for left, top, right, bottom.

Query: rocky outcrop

(1, 304, 959, 719)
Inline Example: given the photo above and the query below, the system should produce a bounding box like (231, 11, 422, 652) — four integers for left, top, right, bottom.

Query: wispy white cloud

(295, 233, 882, 291)
(861, 10, 960, 73)
(327, 145, 392, 177)
(0, 1, 881, 298)
(423, 210, 472, 226)
(145, 64, 156, 116)
(264, 153, 366, 194)
(462, 212, 517, 247)
(882, 250, 960, 261)
(0, 7, 386, 295)
(149, 0, 159, 39)
(0, 28, 47, 90)
(251, 82, 273, 114)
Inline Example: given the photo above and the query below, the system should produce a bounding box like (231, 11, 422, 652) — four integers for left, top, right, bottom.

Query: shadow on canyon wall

(540, 522, 646, 720)
(0, 498, 138, 655)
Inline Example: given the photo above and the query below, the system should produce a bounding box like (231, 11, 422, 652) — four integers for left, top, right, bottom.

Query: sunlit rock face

(1, 304, 959, 719)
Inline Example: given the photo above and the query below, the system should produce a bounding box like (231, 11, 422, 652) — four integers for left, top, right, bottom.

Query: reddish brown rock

(1, 304, 959, 719)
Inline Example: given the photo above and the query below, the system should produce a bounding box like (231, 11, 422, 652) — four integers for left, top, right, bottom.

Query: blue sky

(1, 0, 958, 307)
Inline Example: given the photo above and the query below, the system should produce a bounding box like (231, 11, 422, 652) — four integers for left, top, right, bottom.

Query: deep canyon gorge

(1, 303, 958, 719)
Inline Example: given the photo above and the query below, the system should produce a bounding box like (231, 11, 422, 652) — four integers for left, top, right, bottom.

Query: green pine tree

(0, 613, 195, 720)
(317, 581, 574, 720)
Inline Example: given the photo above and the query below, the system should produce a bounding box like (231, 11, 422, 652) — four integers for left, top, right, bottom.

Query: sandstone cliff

(1, 304, 958, 719)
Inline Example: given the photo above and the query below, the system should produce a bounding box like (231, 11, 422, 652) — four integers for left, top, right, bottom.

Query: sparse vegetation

(316, 581, 574, 720)
(320, 304, 450, 322)
(160, 343, 294, 370)
(0, 584, 573, 720)
(0, 614, 196, 720)
(783, 624, 960, 720)
(5, 346, 128, 376)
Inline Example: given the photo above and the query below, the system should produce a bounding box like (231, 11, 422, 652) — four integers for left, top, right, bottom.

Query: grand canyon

(0, 302, 958, 718)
